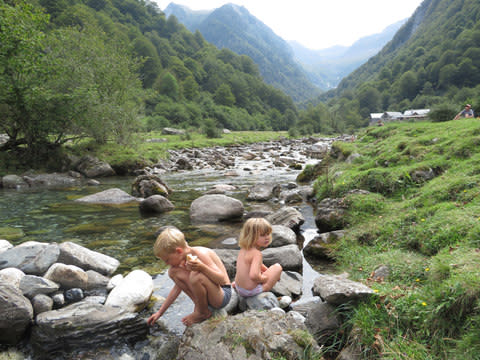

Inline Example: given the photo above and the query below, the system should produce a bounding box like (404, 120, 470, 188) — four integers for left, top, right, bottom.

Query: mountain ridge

(164, 2, 319, 102)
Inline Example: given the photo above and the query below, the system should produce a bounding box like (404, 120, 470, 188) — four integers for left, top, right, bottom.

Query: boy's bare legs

(169, 267, 224, 326)
(261, 263, 282, 292)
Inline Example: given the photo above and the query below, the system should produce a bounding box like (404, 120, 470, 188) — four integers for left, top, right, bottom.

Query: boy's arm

(188, 250, 230, 285)
(249, 251, 267, 284)
(147, 284, 181, 326)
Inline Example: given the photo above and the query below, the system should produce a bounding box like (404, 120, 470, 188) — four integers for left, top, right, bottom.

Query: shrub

(429, 104, 458, 122)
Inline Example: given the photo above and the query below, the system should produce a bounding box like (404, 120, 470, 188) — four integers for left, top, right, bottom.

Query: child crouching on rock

(147, 227, 232, 326)
(234, 218, 282, 297)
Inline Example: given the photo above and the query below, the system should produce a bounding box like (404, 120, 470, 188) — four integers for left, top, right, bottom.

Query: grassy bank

(307, 119, 480, 359)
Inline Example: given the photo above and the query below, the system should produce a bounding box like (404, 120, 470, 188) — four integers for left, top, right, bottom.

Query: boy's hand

(186, 257, 203, 272)
(147, 312, 160, 326)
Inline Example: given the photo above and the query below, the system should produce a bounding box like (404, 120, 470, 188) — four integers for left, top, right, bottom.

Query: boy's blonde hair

(238, 218, 272, 249)
(153, 227, 187, 258)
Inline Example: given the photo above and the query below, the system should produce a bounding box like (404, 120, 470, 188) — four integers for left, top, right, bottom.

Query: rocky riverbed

(0, 134, 383, 359)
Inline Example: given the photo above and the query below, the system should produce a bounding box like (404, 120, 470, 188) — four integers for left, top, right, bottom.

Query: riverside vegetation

(304, 118, 480, 359)
(2, 118, 479, 359)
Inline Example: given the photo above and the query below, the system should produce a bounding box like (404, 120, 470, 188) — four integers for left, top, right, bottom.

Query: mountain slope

(164, 3, 320, 102)
(311, 0, 480, 131)
(332, 0, 480, 98)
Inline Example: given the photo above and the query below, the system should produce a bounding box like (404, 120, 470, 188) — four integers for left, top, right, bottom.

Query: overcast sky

(153, 0, 424, 49)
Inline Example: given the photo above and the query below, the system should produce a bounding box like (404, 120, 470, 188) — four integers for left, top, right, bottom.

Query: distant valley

(164, 2, 405, 96)
(289, 19, 407, 90)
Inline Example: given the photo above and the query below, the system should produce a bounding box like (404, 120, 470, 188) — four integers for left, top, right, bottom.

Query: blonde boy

(147, 227, 231, 326)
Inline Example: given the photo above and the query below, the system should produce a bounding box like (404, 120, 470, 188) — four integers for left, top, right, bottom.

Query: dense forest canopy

(2, 0, 331, 160)
(2, 0, 480, 163)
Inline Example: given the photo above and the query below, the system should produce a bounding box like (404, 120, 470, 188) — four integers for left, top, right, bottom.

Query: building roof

(403, 109, 430, 116)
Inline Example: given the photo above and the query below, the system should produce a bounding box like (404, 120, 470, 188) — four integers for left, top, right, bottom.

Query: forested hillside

(0, 0, 302, 161)
(317, 0, 480, 128)
(164, 3, 320, 102)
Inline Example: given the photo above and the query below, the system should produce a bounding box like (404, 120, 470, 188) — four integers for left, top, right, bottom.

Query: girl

(234, 218, 282, 297)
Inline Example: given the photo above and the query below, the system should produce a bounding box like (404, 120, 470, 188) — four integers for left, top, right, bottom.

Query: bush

(429, 104, 458, 122)
(203, 118, 222, 138)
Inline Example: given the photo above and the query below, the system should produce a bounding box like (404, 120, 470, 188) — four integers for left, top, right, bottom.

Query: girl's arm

(249, 250, 267, 284)
(147, 284, 182, 326)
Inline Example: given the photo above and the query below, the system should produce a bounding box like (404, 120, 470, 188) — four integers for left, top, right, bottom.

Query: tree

(357, 85, 381, 114)
(0, 2, 144, 157)
(182, 76, 199, 100)
(214, 83, 235, 106)
(397, 71, 419, 101)
(0, 0, 49, 153)
(132, 37, 162, 88)
(38, 26, 144, 145)
(156, 72, 179, 100)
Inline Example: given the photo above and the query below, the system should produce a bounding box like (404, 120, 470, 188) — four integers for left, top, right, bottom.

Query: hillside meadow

(307, 118, 480, 359)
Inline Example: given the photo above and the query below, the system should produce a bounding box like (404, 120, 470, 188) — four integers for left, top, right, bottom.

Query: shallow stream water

(1, 146, 334, 358)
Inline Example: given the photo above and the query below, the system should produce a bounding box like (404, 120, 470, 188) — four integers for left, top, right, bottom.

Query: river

(0, 141, 333, 358)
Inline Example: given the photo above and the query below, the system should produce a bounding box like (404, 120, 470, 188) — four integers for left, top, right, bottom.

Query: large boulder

(58, 241, 119, 276)
(262, 244, 303, 271)
(0, 239, 13, 253)
(139, 195, 175, 213)
(75, 155, 115, 178)
(131, 174, 173, 198)
(315, 198, 348, 233)
(162, 127, 185, 135)
(30, 302, 147, 357)
(215, 245, 303, 278)
(266, 206, 305, 232)
(246, 183, 276, 201)
(271, 225, 297, 247)
(105, 270, 153, 312)
(312, 274, 376, 305)
(1, 174, 28, 188)
(213, 249, 238, 280)
(0, 283, 34, 345)
(19, 275, 60, 299)
(190, 194, 244, 222)
(271, 271, 303, 298)
(44, 263, 88, 289)
(23, 173, 81, 188)
(74, 188, 140, 205)
(303, 230, 345, 261)
(177, 310, 320, 360)
(0, 267, 25, 288)
(0, 241, 60, 275)
(305, 301, 342, 346)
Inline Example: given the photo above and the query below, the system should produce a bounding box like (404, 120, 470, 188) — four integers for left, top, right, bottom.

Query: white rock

(107, 274, 124, 291)
(105, 270, 153, 312)
(0, 267, 25, 288)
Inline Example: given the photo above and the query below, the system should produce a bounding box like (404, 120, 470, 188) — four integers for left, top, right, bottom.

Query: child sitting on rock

(233, 218, 282, 297)
(147, 227, 232, 326)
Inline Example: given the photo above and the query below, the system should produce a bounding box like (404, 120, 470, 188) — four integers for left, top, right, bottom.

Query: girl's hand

(259, 274, 268, 284)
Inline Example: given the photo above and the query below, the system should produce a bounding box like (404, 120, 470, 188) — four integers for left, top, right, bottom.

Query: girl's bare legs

(261, 263, 282, 292)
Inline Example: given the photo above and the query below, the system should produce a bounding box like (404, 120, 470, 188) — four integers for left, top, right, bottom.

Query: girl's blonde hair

(238, 218, 272, 249)
(153, 227, 187, 258)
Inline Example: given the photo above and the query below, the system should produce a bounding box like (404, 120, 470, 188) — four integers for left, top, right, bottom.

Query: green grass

(305, 119, 480, 359)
